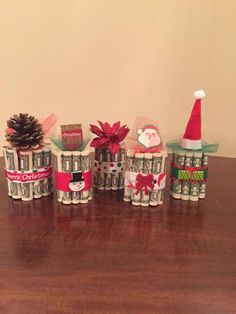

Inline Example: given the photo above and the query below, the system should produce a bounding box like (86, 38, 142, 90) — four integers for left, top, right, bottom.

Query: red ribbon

(135, 173, 154, 195)
(5, 167, 52, 183)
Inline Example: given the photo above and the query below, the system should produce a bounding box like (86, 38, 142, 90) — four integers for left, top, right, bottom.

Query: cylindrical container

(53, 148, 93, 204)
(3, 144, 53, 201)
(94, 147, 125, 191)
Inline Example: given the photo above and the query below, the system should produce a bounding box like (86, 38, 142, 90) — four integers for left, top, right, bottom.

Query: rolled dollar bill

(118, 147, 126, 189)
(132, 153, 144, 206)
(123, 149, 135, 202)
(149, 152, 162, 206)
(80, 150, 90, 203)
(157, 151, 168, 205)
(96, 148, 105, 190)
(104, 148, 112, 190)
(190, 151, 202, 201)
(181, 151, 193, 201)
(42, 143, 52, 196)
(171, 151, 185, 199)
(32, 148, 43, 199)
(3, 146, 21, 199)
(87, 152, 92, 201)
(93, 148, 100, 188)
(140, 153, 153, 207)
(72, 151, 81, 204)
(62, 151, 72, 204)
(199, 153, 209, 199)
(54, 149, 63, 202)
(19, 150, 33, 201)
(111, 151, 119, 191)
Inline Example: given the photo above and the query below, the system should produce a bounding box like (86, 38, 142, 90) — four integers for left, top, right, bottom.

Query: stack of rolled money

(93, 147, 126, 191)
(3, 144, 53, 201)
(170, 151, 209, 201)
(124, 150, 168, 207)
(53, 149, 92, 204)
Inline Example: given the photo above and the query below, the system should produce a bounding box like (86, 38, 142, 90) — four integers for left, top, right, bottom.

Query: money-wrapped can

(4, 144, 52, 201)
(90, 121, 129, 191)
(53, 148, 93, 204)
(4, 113, 53, 201)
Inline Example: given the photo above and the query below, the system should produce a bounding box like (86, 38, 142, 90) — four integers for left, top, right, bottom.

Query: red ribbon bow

(186, 166, 195, 180)
(135, 173, 154, 195)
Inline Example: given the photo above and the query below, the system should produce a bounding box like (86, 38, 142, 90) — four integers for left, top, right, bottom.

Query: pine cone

(6, 113, 44, 149)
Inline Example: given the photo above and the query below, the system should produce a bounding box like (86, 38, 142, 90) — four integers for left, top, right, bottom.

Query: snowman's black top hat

(70, 171, 84, 183)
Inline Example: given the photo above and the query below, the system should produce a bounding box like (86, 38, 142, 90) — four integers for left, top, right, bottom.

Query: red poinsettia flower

(90, 121, 129, 154)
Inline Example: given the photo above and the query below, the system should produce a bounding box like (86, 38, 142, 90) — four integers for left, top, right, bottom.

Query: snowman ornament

(69, 171, 85, 192)
(137, 125, 161, 149)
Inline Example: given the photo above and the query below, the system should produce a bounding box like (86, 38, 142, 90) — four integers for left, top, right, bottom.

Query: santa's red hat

(181, 90, 206, 150)
(137, 125, 158, 135)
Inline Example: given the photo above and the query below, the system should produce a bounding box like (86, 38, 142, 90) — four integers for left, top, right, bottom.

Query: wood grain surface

(0, 156, 236, 314)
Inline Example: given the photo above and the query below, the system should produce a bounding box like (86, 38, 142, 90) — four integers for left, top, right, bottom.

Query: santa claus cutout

(137, 125, 162, 150)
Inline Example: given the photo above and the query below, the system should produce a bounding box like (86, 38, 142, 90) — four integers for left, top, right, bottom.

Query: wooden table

(0, 156, 236, 314)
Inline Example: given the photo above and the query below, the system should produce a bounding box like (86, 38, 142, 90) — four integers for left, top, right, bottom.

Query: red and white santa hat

(137, 125, 158, 135)
(181, 90, 206, 150)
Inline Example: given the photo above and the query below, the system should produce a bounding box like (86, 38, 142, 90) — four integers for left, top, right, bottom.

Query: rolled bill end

(140, 202, 149, 207)
(189, 196, 199, 201)
(181, 194, 190, 201)
(126, 149, 135, 157)
(171, 191, 182, 199)
(72, 199, 80, 204)
(62, 199, 72, 205)
(88, 192, 93, 200)
(123, 197, 131, 202)
(149, 201, 158, 206)
(132, 200, 141, 206)
(80, 149, 90, 157)
(80, 198, 89, 204)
